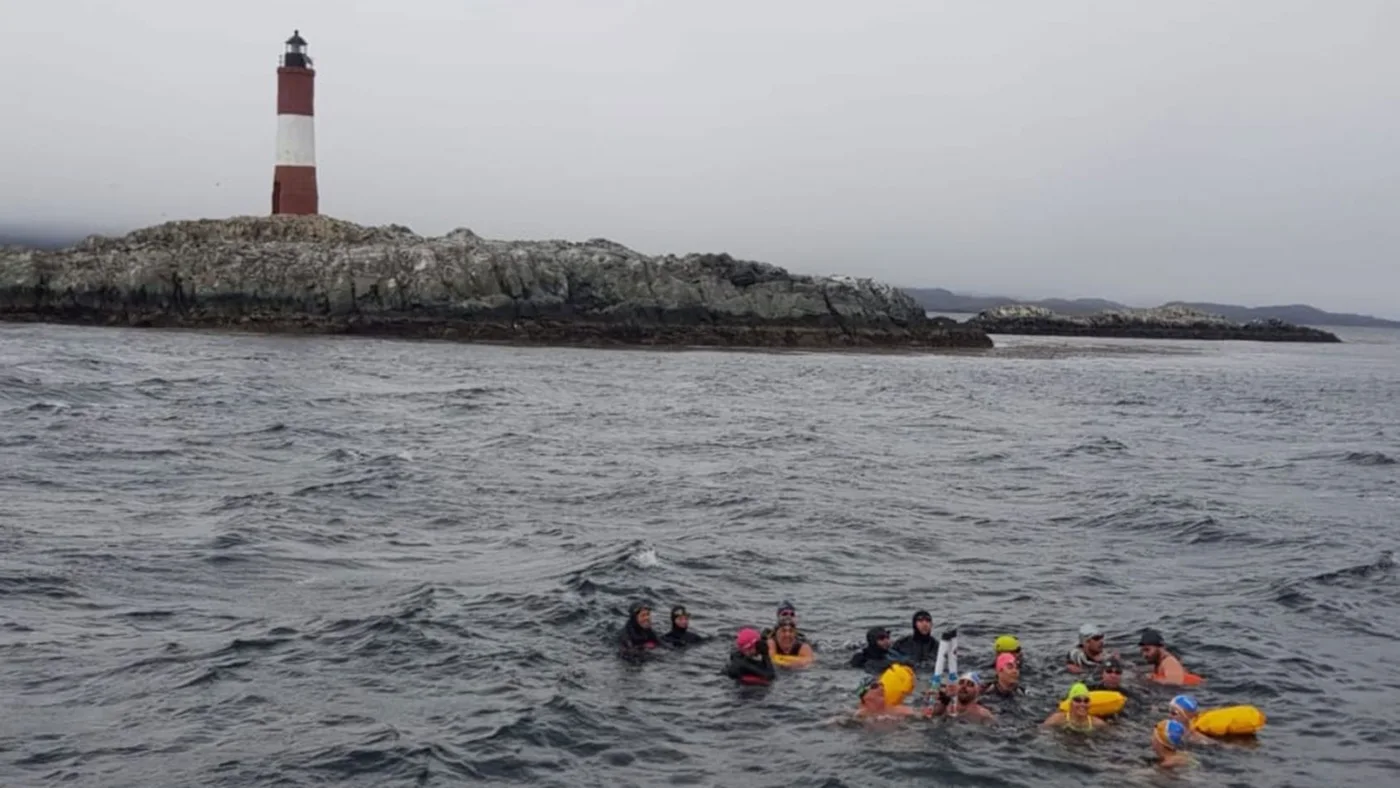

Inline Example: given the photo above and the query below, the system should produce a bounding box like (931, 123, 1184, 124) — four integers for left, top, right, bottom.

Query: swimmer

(891, 610, 938, 665)
(850, 626, 908, 674)
(981, 652, 1025, 699)
(723, 627, 776, 685)
(1066, 623, 1114, 674)
(660, 605, 705, 647)
(768, 616, 815, 667)
(1151, 719, 1198, 769)
(618, 600, 661, 659)
(931, 672, 994, 722)
(854, 674, 933, 720)
(1041, 682, 1109, 732)
(1139, 628, 1201, 686)
(1166, 695, 1216, 746)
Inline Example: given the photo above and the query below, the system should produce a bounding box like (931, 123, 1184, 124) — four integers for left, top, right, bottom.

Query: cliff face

(970, 304, 1342, 342)
(0, 215, 992, 350)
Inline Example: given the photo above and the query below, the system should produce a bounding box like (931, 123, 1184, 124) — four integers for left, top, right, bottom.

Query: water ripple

(1, 323, 1398, 787)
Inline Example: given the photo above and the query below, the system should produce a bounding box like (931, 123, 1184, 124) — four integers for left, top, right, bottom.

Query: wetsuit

(618, 602, 660, 658)
(980, 681, 1026, 702)
(849, 627, 909, 674)
(891, 610, 938, 665)
(662, 625, 704, 647)
(723, 648, 776, 685)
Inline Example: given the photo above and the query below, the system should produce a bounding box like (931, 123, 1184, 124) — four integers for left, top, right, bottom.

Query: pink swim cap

(995, 652, 1018, 671)
(736, 627, 761, 649)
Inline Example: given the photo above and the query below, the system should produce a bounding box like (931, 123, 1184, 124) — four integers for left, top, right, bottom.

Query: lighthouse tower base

(272, 165, 318, 215)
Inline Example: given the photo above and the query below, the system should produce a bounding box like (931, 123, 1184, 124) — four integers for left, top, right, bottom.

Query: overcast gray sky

(2, 1, 1396, 315)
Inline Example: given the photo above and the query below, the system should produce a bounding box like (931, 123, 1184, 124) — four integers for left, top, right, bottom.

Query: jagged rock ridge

(970, 304, 1341, 342)
(0, 215, 992, 350)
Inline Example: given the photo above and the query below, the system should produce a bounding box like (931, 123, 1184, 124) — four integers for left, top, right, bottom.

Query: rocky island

(0, 215, 992, 351)
(969, 304, 1341, 342)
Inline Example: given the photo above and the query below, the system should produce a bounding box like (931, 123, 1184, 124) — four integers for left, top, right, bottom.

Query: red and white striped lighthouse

(271, 30, 318, 215)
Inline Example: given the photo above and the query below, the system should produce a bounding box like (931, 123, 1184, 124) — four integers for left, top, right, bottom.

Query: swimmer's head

(1154, 719, 1187, 751)
(776, 600, 797, 620)
(670, 605, 689, 627)
(1169, 695, 1200, 720)
(1100, 657, 1124, 687)
(1065, 681, 1091, 707)
(955, 671, 981, 701)
(858, 676, 885, 707)
(629, 600, 652, 628)
(913, 610, 933, 636)
(995, 652, 1019, 678)
(1079, 624, 1105, 653)
(1139, 628, 1166, 663)
(735, 627, 761, 654)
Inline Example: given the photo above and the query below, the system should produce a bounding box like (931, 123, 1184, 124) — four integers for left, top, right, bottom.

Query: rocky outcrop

(0, 215, 992, 350)
(969, 304, 1341, 342)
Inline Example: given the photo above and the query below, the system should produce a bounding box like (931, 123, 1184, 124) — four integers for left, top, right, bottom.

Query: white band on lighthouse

(275, 114, 316, 167)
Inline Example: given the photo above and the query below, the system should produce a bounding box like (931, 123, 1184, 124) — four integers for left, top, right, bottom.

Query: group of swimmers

(619, 600, 1252, 770)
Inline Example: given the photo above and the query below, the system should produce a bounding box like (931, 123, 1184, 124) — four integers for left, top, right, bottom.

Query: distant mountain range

(906, 288, 1400, 328)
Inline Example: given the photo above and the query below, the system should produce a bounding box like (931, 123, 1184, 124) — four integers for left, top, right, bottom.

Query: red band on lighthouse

(272, 30, 318, 216)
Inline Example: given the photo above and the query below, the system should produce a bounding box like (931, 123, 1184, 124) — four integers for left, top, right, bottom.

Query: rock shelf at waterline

(970, 304, 1342, 343)
(0, 215, 993, 351)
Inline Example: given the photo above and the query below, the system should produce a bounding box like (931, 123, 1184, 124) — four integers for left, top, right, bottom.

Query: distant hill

(905, 288, 1400, 328)
(0, 228, 88, 250)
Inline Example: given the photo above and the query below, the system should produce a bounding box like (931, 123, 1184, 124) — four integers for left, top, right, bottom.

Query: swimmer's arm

(791, 643, 815, 667)
(1040, 711, 1066, 728)
(1188, 729, 1218, 746)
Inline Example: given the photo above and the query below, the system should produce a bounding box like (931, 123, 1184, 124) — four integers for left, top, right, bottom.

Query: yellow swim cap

(994, 635, 1020, 653)
(1066, 682, 1090, 701)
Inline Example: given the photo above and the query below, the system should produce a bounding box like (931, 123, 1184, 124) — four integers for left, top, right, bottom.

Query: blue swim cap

(1170, 694, 1199, 714)
(1156, 719, 1187, 749)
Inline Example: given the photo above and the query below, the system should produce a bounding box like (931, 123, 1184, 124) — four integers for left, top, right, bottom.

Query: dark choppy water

(2, 323, 1398, 788)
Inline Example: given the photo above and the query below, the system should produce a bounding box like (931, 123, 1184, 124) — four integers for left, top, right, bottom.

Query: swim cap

(958, 670, 981, 685)
(1170, 695, 1199, 715)
(777, 599, 796, 616)
(995, 652, 1017, 671)
(994, 635, 1020, 653)
(735, 627, 761, 650)
(1079, 623, 1104, 640)
(1066, 682, 1090, 701)
(857, 675, 883, 699)
(1139, 627, 1165, 646)
(1155, 719, 1187, 749)
(671, 605, 688, 620)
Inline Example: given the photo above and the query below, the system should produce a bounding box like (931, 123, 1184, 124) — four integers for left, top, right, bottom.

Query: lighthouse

(271, 30, 318, 215)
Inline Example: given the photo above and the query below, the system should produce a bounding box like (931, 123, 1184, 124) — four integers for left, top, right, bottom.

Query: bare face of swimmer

(636, 608, 651, 629)
(1083, 632, 1105, 657)
(1140, 644, 1164, 665)
(1069, 694, 1092, 718)
(915, 616, 932, 637)
(1100, 663, 1123, 688)
(956, 677, 980, 704)
(775, 621, 798, 650)
(861, 683, 886, 712)
(997, 660, 1019, 685)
